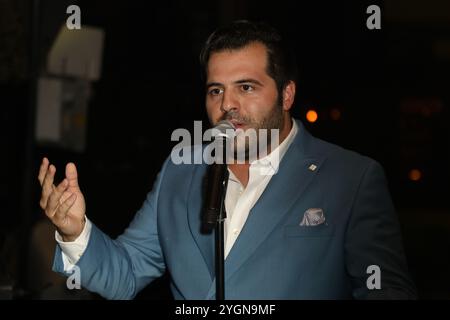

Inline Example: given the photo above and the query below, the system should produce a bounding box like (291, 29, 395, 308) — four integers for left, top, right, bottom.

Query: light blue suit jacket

(53, 119, 417, 299)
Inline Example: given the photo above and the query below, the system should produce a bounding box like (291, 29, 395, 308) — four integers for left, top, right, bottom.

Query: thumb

(65, 162, 80, 189)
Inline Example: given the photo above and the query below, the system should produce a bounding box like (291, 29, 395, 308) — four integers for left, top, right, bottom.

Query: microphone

(202, 120, 235, 231)
(211, 120, 236, 140)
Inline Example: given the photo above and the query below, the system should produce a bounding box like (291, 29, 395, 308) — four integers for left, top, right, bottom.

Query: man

(38, 21, 417, 299)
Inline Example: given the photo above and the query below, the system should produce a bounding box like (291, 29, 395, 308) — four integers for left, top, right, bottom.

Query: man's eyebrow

(206, 79, 263, 89)
(205, 82, 223, 89)
(234, 79, 263, 86)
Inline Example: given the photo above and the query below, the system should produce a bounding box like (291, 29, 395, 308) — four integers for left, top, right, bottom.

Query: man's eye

(241, 84, 254, 92)
(209, 88, 223, 96)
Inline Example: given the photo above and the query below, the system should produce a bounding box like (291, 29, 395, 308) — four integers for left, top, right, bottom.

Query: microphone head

(212, 120, 235, 139)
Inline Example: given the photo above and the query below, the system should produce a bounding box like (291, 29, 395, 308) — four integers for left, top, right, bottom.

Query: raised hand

(38, 157, 86, 242)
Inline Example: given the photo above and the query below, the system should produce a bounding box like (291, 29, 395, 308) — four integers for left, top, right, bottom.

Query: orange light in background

(408, 169, 422, 181)
(306, 110, 318, 123)
(330, 108, 341, 121)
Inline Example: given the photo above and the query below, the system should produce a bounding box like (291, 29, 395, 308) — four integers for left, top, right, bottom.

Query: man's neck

(228, 163, 251, 187)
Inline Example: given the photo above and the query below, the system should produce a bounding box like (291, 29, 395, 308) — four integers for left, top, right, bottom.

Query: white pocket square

(300, 208, 326, 226)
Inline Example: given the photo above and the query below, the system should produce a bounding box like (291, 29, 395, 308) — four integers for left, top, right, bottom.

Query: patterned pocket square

(300, 208, 326, 226)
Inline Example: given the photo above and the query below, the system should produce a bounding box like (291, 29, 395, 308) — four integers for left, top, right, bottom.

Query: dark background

(0, 0, 449, 299)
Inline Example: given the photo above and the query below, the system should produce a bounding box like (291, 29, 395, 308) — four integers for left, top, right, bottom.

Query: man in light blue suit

(38, 21, 416, 299)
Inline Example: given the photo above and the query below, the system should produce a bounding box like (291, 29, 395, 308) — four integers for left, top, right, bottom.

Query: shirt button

(233, 229, 239, 236)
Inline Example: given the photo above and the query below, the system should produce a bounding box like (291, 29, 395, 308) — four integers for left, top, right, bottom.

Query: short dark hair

(199, 20, 298, 96)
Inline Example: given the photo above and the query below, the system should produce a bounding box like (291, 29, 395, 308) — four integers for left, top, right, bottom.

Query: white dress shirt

(56, 120, 298, 269)
(55, 216, 92, 270)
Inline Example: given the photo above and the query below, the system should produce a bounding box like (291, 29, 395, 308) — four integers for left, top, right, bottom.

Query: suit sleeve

(345, 160, 417, 299)
(52, 159, 170, 300)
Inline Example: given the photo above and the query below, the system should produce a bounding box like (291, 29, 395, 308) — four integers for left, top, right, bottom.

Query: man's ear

(282, 81, 296, 111)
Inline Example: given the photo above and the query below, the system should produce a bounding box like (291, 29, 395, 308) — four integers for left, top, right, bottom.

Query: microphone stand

(203, 121, 235, 300)
(203, 141, 230, 300)
(215, 166, 228, 300)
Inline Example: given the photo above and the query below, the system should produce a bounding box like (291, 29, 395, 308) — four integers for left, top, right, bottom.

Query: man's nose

(220, 90, 239, 113)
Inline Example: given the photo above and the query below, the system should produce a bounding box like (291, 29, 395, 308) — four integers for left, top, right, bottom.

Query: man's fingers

(45, 179, 68, 217)
(65, 162, 80, 189)
(53, 193, 77, 223)
(40, 164, 56, 209)
(42, 164, 55, 194)
(38, 157, 49, 186)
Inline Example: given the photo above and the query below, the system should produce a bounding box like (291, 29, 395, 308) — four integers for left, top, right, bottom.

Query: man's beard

(221, 102, 284, 162)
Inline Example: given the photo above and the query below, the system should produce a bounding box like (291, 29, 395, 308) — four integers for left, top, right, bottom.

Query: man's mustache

(222, 112, 252, 125)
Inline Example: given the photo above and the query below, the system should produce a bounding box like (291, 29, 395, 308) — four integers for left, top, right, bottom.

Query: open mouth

(229, 120, 245, 129)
